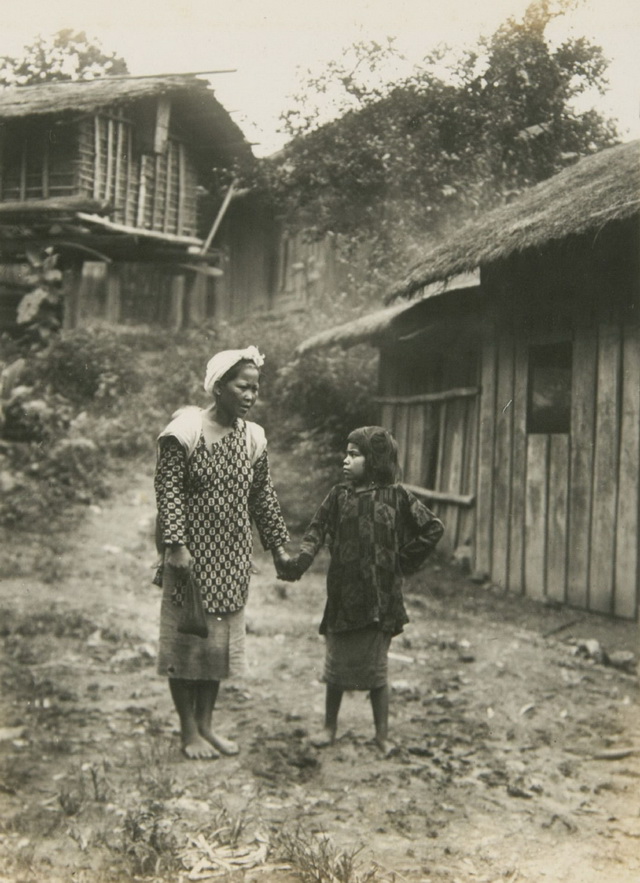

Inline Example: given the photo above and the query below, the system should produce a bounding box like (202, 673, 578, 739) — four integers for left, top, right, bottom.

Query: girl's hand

(166, 544, 191, 571)
(272, 547, 297, 581)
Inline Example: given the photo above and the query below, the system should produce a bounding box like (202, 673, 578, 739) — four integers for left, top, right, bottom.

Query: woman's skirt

(323, 626, 391, 691)
(156, 568, 246, 680)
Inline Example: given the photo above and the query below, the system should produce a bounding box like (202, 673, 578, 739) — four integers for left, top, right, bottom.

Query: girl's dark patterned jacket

(294, 483, 444, 636)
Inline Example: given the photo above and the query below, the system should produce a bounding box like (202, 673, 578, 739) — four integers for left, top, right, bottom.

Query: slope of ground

(0, 465, 638, 882)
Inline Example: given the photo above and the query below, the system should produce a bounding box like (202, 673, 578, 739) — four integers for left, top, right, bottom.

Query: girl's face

(343, 443, 367, 485)
(215, 364, 260, 420)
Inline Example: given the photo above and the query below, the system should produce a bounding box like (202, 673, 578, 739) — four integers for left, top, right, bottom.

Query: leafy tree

(0, 29, 128, 86)
(264, 0, 618, 280)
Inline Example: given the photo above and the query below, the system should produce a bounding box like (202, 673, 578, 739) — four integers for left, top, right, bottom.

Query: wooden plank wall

(384, 392, 478, 555)
(484, 323, 638, 619)
(84, 113, 198, 237)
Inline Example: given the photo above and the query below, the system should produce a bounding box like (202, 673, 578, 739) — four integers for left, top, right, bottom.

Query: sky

(2, 0, 639, 155)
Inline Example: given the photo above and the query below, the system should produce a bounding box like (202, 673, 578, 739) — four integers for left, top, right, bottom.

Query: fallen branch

(592, 748, 638, 761)
(542, 618, 581, 638)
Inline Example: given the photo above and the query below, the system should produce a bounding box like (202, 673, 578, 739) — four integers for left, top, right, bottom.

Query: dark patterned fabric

(154, 421, 288, 613)
(297, 483, 444, 636)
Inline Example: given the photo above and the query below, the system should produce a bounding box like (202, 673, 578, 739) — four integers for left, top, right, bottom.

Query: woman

(154, 346, 291, 759)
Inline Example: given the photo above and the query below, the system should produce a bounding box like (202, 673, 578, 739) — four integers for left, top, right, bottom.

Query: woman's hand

(166, 544, 191, 571)
(272, 546, 298, 581)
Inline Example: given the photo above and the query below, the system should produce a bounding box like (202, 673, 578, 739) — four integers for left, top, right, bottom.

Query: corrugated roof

(389, 139, 640, 302)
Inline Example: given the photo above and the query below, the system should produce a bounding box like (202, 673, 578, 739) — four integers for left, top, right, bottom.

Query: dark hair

(347, 425, 399, 485)
(219, 358, 261, 385)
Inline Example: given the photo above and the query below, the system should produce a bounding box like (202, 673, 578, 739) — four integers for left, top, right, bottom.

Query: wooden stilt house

(299, 139, 640, 619)
(0, 74, 252, 329)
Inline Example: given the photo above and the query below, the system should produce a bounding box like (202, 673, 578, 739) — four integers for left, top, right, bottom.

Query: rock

(607, 650, 636, 673)
(452, 544, 472, 573)
(469, 571, 490, 584)
(574, 639, 607, 664)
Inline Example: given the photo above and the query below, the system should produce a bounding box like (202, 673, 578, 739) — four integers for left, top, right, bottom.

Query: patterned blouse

(296, 483, 444, 636)
(154, 420, 289, 613)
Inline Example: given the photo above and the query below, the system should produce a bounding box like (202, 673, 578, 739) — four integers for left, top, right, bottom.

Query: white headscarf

(203, 346, 265, 395)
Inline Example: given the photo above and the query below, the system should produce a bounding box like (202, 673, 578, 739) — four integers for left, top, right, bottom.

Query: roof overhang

(296, 270, 480, 355)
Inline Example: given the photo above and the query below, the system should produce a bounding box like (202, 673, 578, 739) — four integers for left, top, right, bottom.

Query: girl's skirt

(157, 568, 246, 681)
(323, 626, 391, 691)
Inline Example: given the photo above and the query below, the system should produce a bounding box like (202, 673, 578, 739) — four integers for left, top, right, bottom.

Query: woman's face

(215, 364, 260, 420)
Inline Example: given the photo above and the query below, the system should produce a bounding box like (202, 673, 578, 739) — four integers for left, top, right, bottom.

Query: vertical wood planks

(136, 155, 147, 228)
(508, 343, 528, 593)
(380, 401, 394, 432)
(589, 324, 621, 613)
(93, 116, 101, 199)
(476, 338, 497, 575)
(458, 394, 478, 550)
(525, 434, 549, 600)
(445, 398, 467, 549)
(104, 119, 114, 201)
(567, 328, 597, 608)
(405, 404, 425, 486)
(114, 120, 123, 220)
(546, 435, 569, 602)
(614, 323, 640, 618)
(492, 335, 515, 589)
(394, 405, 410, 479)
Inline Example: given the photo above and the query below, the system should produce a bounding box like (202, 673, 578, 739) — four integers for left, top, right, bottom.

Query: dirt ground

(0, 464, 639, 883)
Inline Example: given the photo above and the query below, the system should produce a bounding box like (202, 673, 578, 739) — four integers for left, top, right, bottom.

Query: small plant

(276, 827, 380, 883)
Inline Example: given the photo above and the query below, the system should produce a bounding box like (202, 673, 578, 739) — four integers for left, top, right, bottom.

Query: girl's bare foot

(310, 727, 336, 748)
(182, 733, 220, 760)
(203, 731, 240, 756)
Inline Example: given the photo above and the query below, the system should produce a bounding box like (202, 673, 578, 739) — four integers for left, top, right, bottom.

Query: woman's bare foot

(310, 727, 336, 748)
(182, 733, 220, 760)
(374, 736, 396, 757)
(201, 730, 240, 756)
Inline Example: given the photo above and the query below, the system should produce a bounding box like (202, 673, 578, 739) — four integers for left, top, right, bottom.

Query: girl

(282, 425, 444, 754)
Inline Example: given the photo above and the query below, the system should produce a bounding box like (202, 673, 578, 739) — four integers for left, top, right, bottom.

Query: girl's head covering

(347, 425, 399, 485)
(203, 346, 264, 395)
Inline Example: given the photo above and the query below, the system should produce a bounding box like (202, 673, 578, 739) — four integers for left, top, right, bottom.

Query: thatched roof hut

(0, 74, 249, 160)
(390, 139, 640, 302)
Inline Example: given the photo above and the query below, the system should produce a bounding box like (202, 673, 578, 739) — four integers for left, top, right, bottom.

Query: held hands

(271, 546, 302, 582)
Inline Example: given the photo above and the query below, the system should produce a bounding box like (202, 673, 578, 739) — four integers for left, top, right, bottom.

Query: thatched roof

(390, 139, 640, 302)
(297, 271, 479, 354)
(0, 74, 249, 156)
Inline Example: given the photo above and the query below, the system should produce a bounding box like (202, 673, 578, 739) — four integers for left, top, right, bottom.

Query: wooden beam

(93, 116, 101, 199)
(75, 212, 203, 246)
(154, 96, 171, 154)
(104, 118, 114, 201)
(200, 179, 237, 254)
(402, 482, 475, 507)
(375, 387, 479, 405)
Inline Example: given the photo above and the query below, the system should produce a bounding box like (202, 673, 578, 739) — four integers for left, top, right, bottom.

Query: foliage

(0, 29, 128, 86)
(28, 326, 143, 404)
(13, 249, 65, 346)
(0, 326, 144, 528)
(0, 316, 378, 530)
(264, 0, 618, 275)
(275, 347, 378, 448)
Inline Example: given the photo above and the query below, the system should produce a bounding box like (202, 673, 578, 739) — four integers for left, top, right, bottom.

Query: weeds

(276, 827, 381, 882)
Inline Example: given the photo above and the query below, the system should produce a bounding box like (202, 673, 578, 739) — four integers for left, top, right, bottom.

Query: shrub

(273, 345, 378, 448)
(28, 326, 143, 405)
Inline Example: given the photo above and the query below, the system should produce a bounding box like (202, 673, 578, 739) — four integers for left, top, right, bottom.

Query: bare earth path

(0, 465, 638, 882)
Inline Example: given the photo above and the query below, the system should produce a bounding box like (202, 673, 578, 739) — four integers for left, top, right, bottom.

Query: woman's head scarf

(347, 425, 399, 485)
(203, 346, 264, 395)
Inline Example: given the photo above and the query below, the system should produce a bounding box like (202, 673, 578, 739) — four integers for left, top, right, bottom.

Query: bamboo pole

(200, 179, 237, 254)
